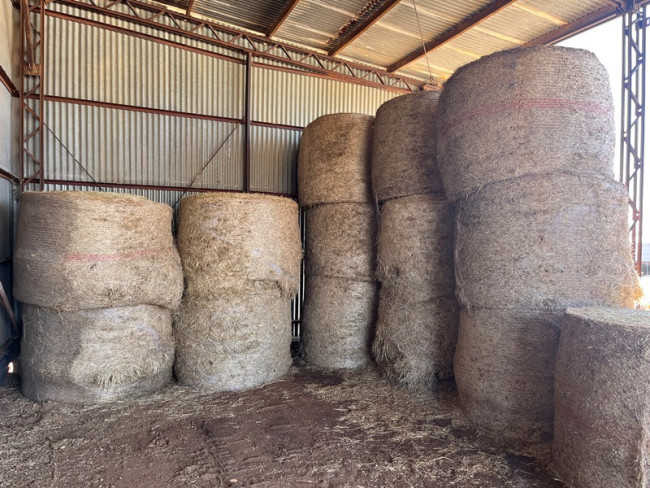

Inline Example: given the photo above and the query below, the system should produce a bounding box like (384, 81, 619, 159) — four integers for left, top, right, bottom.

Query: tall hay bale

(21, 304, 174, 403)
(377, 195, 454, 300)
(305, 203, 376, 281)
(437, 46, 615, 199)
(298, 113, 374, 206)
(373, 290, 458, 390)
(552, 307, 650, 488)
(372, 91, 444, 201)
(455, 173, 641, 310)
(174, 284, 292, 392)
(453, 307, 560, 443)
(301, 276, 377, 369)
(14, 191, 183, 310)
(177, 192, 302, 299)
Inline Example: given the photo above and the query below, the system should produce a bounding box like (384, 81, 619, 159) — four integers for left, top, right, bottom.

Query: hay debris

(552, 307, 650, 488)
(453, 307, 560, 444)
(177, 192, 302, 299)
(20, 304, 174, 403)
(13, 191, 183, 311)
(298, 113, 374, 206)
(437, 46, 616, 200)
(372, 91, 444, 201)
(301, 276, 377, 370)
(305, 203, 377, 281)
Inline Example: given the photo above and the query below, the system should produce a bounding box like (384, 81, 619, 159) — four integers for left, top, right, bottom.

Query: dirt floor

(0, 365, 563, 487)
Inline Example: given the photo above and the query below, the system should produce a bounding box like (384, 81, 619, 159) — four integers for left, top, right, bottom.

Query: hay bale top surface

(180, 191, 298, 209)
(564, 306, 650, 330)
(21, 190, 155, 205)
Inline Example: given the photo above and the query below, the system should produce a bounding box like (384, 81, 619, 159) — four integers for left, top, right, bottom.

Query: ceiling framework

(267, 0, 301, 38)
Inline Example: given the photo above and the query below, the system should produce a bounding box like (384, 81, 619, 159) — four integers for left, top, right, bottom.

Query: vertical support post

(621, 4, 646, 275)
(244, 53, 251, 193)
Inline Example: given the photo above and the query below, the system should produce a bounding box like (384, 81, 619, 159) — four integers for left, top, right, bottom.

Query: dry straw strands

(437, 46, 615, 199)
(372, 91, 444, 201)
(454, 173, 641, 311)
(552, 307, 650, 488)
(177, 192, 302, 298)
(305, 203, 377, 281)
(453, 307, 560, 443)
(14, 191, 183, 311)
(298, 113, 374, 206)
(21, 304, 174, 403)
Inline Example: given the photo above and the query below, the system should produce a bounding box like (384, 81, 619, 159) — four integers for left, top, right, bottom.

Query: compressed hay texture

(177, 192, 302, 299)
(437, 46, 616, 199)
(174, 285, 292, 392)
(552, 307, 650, 488)
(301, 276, 377, 370)
(13, 191, 183, 311)
(21, 304, 174, 404)
(305, 203, 376, 281)
(298, 113, 374, 206)
(455, 173, 641, 311)
(372, 289, 458, 390)
(377, 195, 454, 300)
(372, 91, 444, 201)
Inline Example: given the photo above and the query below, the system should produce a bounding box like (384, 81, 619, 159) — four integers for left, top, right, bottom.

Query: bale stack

(552, 308, 650, 488)
(175, 192, 302, 391)
(14, 191, 183, 403)
(298, 113, 377, 369)
(437, 46, 642, 443)
(371, 92, 458, 390)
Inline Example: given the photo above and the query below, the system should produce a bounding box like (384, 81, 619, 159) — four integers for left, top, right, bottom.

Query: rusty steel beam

(267, 0, 301, 38)
(0, 65, 19, 97)
(185, 0, 195, 16)
(244, 54, 251, 193)
(0, 168, 19, 184)
(328, 0, 402, 56)
(388, 0, 518, 73)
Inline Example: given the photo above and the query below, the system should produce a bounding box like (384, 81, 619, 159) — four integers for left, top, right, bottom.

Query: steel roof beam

(267, 0, 301, 38)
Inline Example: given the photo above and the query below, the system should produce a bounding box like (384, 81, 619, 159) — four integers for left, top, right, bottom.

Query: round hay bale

(377, 195, 454, 300)
(298, 113, 374, 206)
(177, 192, 302, 299)
(372, 91, 444, 201)
(301, 276, 377, 369)
(372, 289, 458, 390)
(13, 191, 183, 311)
(174, 284, 292, 392)
(305, 203, 376, 281)
(437, 46, 616, 199)
(454, 173, 641, 310)
(552, 307, 650, 488)
(453, 307, 560, 443)
(21, 304, 174, 403)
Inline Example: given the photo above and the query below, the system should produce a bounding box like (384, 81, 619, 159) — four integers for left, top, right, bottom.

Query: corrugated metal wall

(0, 178, 15, 355)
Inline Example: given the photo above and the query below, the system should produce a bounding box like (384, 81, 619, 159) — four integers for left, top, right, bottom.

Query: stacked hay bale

(298, 113, 377, 369)
(437, 46, 642, 442)
(175, 192, 302, 391)
(552, 307, 650, 488)
(14, 191, 183, 403)
(371, 91, 458, 390)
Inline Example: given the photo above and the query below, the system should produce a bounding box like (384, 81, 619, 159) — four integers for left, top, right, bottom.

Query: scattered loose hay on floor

(552, 307, 650, 488)
(301, 276, 377, 370)
(372, 91, 444, 201)
(437, 46, 616, 199)
(453, 307, 561, 444)
(298, 113, 374, 206)
(20, 304, 174, 403)
(305, 203, 377, 281)
(13, 191, 183, 310)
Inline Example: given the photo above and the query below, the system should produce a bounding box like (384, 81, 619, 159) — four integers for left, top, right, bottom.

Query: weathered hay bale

(373, 289, 458, 390)
(298, 113, 374, 206)
(437, 46, 616, 199)
(21, 304, 174, 403)
(174, 284, 292, 392)
(14, 191, 183, 311)
(305, 203, 376, 281)
(372, 91, 444, 201)
(455, 173, 641, 310)
(301, 276, 377, 369)
(454, 307, 560, 443)
(177, 192, 302, 299)
(377, 195, 454, 300)
(552, 307, 650, 488)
